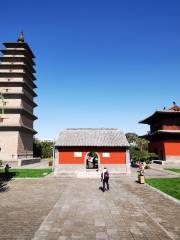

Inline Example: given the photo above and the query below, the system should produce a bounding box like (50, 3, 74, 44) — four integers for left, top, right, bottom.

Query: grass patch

(146, 178, 180, 200)
(165, 168, 180, 173)
(0, 168, 53, 178)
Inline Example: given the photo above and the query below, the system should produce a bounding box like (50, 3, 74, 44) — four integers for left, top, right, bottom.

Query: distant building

(0, 32, 37, 161)
(139, 102, 180, 162)
(55, 128, 130, 174)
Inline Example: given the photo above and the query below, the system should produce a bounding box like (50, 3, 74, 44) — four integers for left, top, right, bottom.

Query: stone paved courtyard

(0, 176, 180, 240)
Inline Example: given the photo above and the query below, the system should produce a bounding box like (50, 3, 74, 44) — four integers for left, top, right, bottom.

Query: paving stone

(71, 233, 84, 239)
(95, 220, 106, 227)
(0, 176, 180, 240)
(96, 232, 108, 240)
(107, 228, 118, 235)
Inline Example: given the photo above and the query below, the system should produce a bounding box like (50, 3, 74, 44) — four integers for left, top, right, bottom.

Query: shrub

(130, 147, 157, 165)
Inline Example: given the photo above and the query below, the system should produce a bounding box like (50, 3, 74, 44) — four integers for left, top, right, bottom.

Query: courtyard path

(0, 176, 180, 240)
(32, 177, 180, 240)
(0, 179, 68, 240)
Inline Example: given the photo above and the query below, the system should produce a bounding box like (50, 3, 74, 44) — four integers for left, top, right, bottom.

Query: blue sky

(0, 0, 180, 139)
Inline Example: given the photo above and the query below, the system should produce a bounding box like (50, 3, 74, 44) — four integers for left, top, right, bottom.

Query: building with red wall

(139, 102, 180, 162)
(55, 128, 130, 175)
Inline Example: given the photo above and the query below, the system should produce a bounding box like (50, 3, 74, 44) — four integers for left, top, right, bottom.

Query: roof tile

(55, 128, 129, 147)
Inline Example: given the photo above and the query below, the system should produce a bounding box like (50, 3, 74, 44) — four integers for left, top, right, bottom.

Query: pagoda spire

(17, 31, 25, 42)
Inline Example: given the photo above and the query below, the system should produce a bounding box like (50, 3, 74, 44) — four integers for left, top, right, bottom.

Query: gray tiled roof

(55, 128, 129, 147)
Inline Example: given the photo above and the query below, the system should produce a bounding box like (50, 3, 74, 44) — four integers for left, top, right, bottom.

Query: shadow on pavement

(0, 172, 15, 192)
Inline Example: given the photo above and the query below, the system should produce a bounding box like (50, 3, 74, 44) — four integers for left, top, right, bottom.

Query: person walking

(4, 163, 11, 180)
(101, 167, 109, 191)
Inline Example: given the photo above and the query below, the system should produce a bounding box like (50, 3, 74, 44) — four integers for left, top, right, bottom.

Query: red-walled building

(139, 102, 180, 162)
(54, 128, 130, 174)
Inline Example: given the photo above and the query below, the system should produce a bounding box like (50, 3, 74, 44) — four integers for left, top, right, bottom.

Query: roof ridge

(65, 128, 119, 130)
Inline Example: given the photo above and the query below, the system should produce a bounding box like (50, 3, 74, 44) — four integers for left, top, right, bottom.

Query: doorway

(86, 152, 99, 169)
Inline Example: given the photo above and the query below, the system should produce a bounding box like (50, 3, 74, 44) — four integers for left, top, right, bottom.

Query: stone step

(54, 171, 129, 178)
(54, 172, 77, 178)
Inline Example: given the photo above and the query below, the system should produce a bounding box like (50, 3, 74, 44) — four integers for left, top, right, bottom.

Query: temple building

(55, 128, 130, 175)
(139, 102, 180, 162)
(0, 32, 37, 161)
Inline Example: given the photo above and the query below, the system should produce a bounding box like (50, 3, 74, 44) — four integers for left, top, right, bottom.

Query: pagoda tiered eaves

(2, 92, 38, 108)
(0, 125, 37, 134)
(0, 75, 37, 89)
(0, 63, 36, 73)
(1, 48, 35, 59)
(3, 42, 35, 58)
(0, 81, 37, 96)
(1, 106, 37, 118)
(0, 72, 36, 80)
(0, 56, 35, 65)
(0, 37, 37, 133)
(0, 33, 38, 161)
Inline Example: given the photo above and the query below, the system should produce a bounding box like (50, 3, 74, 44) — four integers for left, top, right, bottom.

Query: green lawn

(0, 168, 53, 178)
(146, 178, 180, 200)
(165, 168, 180, 173)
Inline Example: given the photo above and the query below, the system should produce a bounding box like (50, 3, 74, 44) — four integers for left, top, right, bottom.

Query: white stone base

(153, 157, 180, 166)
(77, 171, 101, 178)
(54, 164, 131, 177)
(18, 158, 41, 166)
(165, 156, 180, 163)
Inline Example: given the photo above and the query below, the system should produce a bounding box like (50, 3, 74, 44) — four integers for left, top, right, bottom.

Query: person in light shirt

(101, 167, 110, 192)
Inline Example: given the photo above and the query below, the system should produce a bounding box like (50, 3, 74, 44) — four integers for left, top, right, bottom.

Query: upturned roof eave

(139, 130, 180, 139)
(139, 111, 180, 124)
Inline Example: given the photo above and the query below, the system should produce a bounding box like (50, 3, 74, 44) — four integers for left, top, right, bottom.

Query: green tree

(126, 132, 138, 146)
(126, 132, 149, 151)
(40, 141, 54, 159)
(33, 139, 54, 159)
(126, 132, 157, 166)
(136, 137, 149, 151)
(33, 138, 42, 157)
